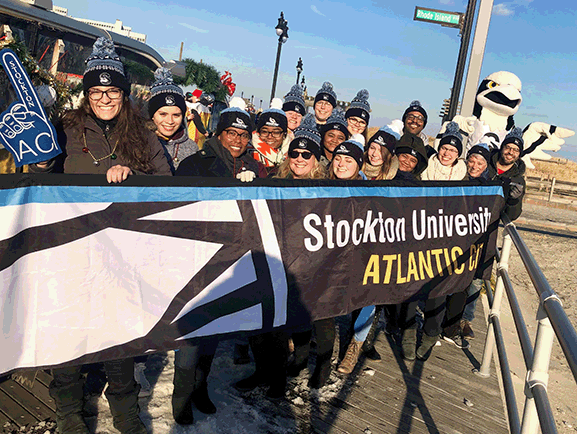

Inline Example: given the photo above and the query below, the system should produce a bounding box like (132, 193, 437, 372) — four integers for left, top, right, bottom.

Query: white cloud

(311, 5, 326, 17)
(178, 22, 209, 33)
(493, 3, 514, 16)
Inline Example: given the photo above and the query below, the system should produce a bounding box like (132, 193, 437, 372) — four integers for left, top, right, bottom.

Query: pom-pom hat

(402, 100, 428, 127)
(83, 37, 130, 94)
(333, 133, 365, 168)
(322, 108, 349, 139)
(256, 98, 288, 133)
(147, 68, 187, 118)
(283, 85, 306, 115)
(367, 125, 398, 154)
(439, 121, 463, 156)
(314, 81, 337, 108)
(289, 114, 322, 160)
(216, 97, 254, 137)
(346, 89, 370, 123)
(501, 127, 524, 153)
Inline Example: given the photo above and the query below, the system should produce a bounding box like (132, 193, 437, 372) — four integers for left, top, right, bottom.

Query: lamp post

(296, 57, 303, 85)
(270, 11, 289, 103)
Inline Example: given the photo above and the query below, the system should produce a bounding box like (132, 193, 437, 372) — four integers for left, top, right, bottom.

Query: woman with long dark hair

(42, 37, 171, 434)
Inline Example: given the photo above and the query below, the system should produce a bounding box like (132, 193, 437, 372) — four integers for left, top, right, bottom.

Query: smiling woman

(148, 67, 199, 173)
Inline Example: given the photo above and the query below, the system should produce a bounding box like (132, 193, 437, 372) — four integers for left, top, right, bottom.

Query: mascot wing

(522, 122, 575, 169)
(434, 115, 477, 151)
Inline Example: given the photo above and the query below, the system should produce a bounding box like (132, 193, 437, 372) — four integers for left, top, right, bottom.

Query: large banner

(0, 175, 505, 374)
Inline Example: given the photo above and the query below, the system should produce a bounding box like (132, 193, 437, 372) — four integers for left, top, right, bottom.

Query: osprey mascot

(437, 71, 574, 169)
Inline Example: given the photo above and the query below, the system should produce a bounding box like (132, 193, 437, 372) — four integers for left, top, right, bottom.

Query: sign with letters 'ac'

(0, 176, 504, 374)
(0, 49, 61, 167)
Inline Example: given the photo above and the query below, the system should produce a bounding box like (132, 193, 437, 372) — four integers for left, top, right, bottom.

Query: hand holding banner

(0, 49, 61, 167)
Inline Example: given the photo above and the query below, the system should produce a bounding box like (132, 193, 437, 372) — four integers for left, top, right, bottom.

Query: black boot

(308, 351, 332, 389)
(416, 333, 439, 361)
(104, 359, 147, 434)
(190, 354, 216, 414)
(172, 366, 195, 425)
(361, 307, 382, 361)
(287, 337, 310, 377)
(49, 367, 90, 434)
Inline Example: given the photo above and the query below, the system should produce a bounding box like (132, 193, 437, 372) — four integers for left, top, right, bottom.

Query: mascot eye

(487, 81, 497, 89)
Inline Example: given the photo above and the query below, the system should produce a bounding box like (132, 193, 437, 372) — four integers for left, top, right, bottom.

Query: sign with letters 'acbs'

(0, 49, 62, 167)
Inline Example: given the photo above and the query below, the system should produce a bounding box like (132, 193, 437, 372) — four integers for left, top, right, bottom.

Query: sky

(54, 0, 577, 161)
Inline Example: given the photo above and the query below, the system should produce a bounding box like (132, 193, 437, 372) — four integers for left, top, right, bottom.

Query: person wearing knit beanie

(402, 100, 428, 135)
(346, 89, 370, 140)
(250, 98, 288, 169)
(395, 132, 428, 177)
(314, 81, 337, 124)
(330, 134, 366, 180)
(83, 37, 130, 95)
(320, 109, 350, 164)
(362, 126, 399, 180)
(421, 122, 467, 181)
(275, 114, 326, 179)
(216, 97, 254, 138)
(283, 85, 306, 132)
(148, 68, 187, 120)
(148, 68, 198, 173)
(466, 143, 491, 179)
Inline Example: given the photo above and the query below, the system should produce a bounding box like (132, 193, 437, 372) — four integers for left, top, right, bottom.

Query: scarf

(421, 155, 467, 181)
(250, 133, 288, 167)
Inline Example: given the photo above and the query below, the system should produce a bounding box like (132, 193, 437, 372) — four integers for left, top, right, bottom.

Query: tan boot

(337, 339, 363, 374)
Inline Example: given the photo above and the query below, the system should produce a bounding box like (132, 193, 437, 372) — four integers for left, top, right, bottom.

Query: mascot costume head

(437, 71, 574, 169)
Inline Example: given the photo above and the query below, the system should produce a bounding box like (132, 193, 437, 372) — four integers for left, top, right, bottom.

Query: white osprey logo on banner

(266, 117, 279, 127)
(99, 72, 112, 85)
(165, 96, 176, 106)
(232, 117, 247, 129)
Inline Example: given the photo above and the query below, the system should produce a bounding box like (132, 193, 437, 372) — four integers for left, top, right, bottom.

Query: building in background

(18, 0, 147, 42)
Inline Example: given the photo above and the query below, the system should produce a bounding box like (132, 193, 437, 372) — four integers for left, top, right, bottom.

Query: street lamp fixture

(270, 11, 289, 102)
(296, 57, 303, 85)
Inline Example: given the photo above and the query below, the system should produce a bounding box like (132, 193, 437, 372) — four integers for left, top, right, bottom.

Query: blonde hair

(328, 157, 361, 180)
(275, 156, 327, 180)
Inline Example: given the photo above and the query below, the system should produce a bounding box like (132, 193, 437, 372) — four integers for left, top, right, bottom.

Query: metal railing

(476, 214, 577, 434)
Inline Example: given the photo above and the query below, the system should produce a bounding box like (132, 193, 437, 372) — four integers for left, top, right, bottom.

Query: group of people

(24, 37, 526, 433)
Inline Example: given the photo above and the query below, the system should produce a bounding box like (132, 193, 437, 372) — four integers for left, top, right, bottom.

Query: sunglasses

(289, 150, 313, 160)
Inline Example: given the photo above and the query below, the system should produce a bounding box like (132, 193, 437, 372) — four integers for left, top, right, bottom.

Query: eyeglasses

(406, 114, 425, 124)
(348, 117, 367, 127)
(440, 145, 459, 155)
(224, 129, 251, 141)
(502, 145, 520, 155)
(289, 150, 313, 160)
(88, 88, 123, 101)
(259, 130, 284, 139)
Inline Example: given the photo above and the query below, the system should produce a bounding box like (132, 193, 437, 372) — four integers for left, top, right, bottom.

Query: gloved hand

(509, 182, 524, 199)
(236, 170, 256, 182)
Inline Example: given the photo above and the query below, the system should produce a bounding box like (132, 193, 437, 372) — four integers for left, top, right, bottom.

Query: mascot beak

(477, 83, 522, 116)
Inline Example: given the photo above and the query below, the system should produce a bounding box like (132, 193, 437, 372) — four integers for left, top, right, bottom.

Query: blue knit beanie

(147, 68, 186, 118)
(83, 37, 130, 94)
(346, 89, 370, 123)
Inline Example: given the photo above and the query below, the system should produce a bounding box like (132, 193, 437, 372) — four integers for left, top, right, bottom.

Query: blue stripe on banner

(0, 184, 504, 205)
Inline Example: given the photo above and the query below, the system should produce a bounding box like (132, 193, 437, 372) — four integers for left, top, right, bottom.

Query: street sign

(414, 6, 463, 29)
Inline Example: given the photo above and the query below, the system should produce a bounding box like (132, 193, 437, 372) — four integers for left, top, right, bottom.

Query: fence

(526, 176, 577, 202)
(476, 214, 577, 434)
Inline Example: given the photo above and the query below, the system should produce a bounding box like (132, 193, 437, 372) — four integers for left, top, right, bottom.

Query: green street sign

(414, 6, 463, 29)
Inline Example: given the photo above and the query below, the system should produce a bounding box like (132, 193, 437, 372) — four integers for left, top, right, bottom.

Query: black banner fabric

(0, 175, 504, 374)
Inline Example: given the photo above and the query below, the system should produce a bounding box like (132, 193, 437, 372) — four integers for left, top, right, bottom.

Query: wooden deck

(0, 301, 508, 433)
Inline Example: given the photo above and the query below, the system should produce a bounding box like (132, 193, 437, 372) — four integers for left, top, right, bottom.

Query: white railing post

(477, 231, 513, 377)
(520, 293, 557, 434)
